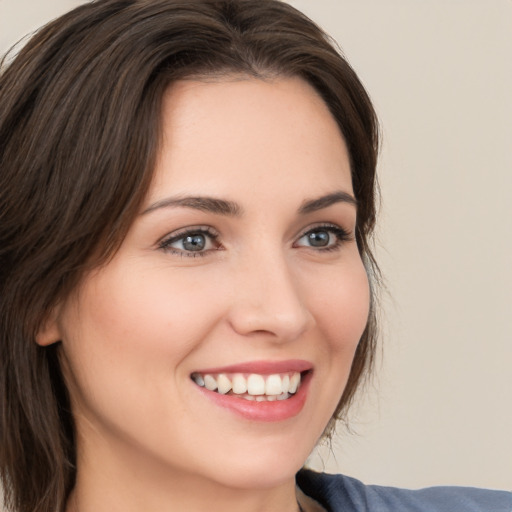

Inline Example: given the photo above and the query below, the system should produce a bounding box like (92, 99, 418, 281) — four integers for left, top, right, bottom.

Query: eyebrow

(141, 196, 242, 216)
(141, 190, 356, 217)
(298, 191, 357, 214)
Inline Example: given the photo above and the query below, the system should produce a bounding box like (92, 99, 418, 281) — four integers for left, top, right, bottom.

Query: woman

(0, 1, 510, 511)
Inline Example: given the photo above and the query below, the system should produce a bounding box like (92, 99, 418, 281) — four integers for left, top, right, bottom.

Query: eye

(294, 224, 352, 251)
(158, 227, 220, 256)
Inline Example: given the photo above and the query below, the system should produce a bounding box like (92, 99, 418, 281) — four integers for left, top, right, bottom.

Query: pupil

(183, 234, 205, 251)
(309, 231, 329, 247)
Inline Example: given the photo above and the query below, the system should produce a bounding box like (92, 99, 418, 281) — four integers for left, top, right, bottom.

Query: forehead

(147, 76, 353, 208)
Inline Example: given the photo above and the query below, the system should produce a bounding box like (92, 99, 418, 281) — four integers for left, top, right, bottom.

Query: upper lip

(192, 359, 313, 375)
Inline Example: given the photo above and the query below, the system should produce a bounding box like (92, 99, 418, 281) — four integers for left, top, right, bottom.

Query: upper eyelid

(159, 225, 218, 240)
(156, 222, 353, 251)
(157, 226, 219, 249)
(296, 222, 352, 238)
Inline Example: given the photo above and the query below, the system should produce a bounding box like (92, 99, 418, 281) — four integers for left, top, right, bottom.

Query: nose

(227, 249, 315, 342)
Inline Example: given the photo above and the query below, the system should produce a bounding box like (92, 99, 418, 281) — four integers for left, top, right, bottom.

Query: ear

(35, 308, 62, 346)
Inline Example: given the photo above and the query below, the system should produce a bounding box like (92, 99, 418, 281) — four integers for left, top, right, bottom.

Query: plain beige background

(1, 0, 511, 492)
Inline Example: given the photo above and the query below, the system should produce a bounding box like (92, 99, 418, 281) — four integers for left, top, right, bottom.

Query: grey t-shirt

(297, 469, 512, 512)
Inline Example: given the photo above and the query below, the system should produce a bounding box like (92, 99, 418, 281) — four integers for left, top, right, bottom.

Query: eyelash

(158, 226, 221, 258)
(157, 223, 352, 257)
(294, 224, 352, 252)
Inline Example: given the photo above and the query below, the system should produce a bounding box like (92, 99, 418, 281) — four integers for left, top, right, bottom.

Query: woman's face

(51, 77, 370, 490)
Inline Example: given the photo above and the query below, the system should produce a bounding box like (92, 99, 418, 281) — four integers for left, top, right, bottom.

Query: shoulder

(297, 469, 512, 512)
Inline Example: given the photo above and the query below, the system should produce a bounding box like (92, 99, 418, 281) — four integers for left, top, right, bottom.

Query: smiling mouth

(191, 371, 304, 401)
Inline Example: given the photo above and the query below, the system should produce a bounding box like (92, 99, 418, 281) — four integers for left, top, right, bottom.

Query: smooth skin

(38, 76, 370, 512)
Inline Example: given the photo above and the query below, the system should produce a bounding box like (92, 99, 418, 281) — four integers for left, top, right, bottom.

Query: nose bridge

(228, 242, 313, 340)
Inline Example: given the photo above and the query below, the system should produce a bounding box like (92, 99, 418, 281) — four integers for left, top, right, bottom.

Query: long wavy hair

(0, 1, 380, 510)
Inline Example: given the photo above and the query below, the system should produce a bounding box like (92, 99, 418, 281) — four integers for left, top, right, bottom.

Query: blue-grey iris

(183, 234, 206, 251)
(308, 231, 329, 247)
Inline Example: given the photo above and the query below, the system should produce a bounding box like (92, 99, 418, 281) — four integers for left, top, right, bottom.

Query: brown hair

(0, 1, 379, 510)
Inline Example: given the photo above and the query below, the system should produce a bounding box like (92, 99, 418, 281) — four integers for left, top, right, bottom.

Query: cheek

(59, 263, 225, 381)
(296, 256, 370, 435)
(309, 258, 370, 354)
(56, 264, 227, 440)
(310, 257, 370, 397)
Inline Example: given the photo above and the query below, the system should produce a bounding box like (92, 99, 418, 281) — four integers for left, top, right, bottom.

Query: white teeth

(265, 374, 283, 395)
(247, 374, 265, 395)
(193, 374, 205, 387)
(289, 372, 300, 394)
(243, 393, 289, 401)
(192, 371, 303, 399)
(232, 374, 247, 394)
(204, 374, 217, 391)
(282, 374, 290, 392)
(216, 374, 232, 394)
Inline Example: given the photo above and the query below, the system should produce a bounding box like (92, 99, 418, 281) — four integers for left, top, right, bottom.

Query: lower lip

(195, 372, 312, 422)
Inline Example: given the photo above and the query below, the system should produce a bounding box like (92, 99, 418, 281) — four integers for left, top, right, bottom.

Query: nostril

(227, 297, 313, 342)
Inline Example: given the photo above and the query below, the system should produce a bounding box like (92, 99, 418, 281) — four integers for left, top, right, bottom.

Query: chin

(187, 432, 315, 491)
(209, 457, 305, 491)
